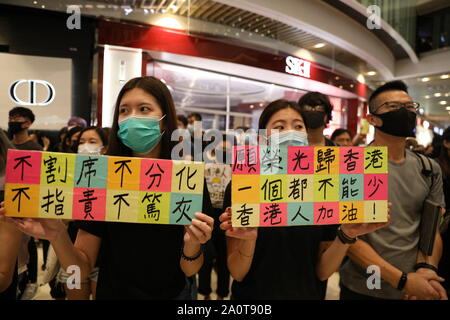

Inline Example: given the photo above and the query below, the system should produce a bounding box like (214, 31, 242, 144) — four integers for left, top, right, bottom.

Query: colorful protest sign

(4, 150, 204, 225)
(231, 145, 388, 227)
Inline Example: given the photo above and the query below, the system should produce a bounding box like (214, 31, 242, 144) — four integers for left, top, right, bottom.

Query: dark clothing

(76, 183, 213, 300)
(223, 183, 337, 300)
(325, 138, 337, 146)
(198, 208, 230, 298)
(13, 139, 43, 151)
(339, 285, 383, 300)
(438, 173, 449, 291)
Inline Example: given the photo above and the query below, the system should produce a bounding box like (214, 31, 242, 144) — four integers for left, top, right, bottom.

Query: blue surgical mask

(269, 130, 308, 147)
(118, 114, 165, 154)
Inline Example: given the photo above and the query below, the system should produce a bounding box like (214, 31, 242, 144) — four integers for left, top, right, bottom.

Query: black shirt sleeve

(202, 179, 214, 218)
(75, 220, 107, 239)
(223, 181, 231, 212)
(320, 225, 338, 241)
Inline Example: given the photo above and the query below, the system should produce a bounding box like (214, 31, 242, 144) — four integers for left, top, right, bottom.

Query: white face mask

(269, 130, 309, 147)
(78, 143, 103, 155)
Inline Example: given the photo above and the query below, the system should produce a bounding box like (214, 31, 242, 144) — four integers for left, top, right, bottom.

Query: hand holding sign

(219, 207, 258, 240)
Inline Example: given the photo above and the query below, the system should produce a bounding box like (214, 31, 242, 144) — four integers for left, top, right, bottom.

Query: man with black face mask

(8, 107, 42, 151)
(339, 81, 447, 300)
(298, 92, 336, 147)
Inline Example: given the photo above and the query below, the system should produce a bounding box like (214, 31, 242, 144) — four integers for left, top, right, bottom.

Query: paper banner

(4, 149, 204, 225)
(232, 145, 388, 227)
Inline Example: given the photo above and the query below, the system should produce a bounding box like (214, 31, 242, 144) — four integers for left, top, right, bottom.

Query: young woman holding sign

(219, 99, 391, 300)
(0, 76, 214, 299)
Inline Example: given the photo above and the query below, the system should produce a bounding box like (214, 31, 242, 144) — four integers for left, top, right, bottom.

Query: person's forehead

(337, 132, 351, 139)
(375, 90, 412, 104)
(270, 108, 303, 121)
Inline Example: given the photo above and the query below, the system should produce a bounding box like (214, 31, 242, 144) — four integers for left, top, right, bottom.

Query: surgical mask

(118, 114, 165, 154)
(269, 130, 309, 147)
(302, 111, 326, 129)
(374, 108, 417, 137)
(78, 143, 103, 155)
(8, 121, 25, 135)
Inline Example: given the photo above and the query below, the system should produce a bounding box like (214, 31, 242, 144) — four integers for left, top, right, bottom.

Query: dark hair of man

(177, 115, 188, 127)
(63, 126, 84, 153)
(9, 106, 35, 123)
(368, 81, 408, 114)
(258, 99, 303, 129)
(331, 128, 352, 142)
(107, 76, 178, 160)
(298, 92, 333, 123)
(188, 113, 202, 121)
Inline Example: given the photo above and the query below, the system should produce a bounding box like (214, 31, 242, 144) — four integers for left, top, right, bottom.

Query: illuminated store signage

(9, 79, 55, 106)
(285, 56, 311, 78)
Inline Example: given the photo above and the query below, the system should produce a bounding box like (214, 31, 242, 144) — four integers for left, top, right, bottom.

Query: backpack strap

(412, 151, 435, 189)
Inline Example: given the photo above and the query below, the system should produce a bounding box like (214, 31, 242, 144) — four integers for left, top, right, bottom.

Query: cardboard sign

(4, 150, 204, 225)
(231, 145, 388, 227)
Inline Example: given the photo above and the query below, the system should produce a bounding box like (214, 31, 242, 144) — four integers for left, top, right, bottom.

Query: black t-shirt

(14, 140, 43, 151)
(223, 183, 337, 300)
(325, 138, 337, 147)
(76, 183, 213, 300)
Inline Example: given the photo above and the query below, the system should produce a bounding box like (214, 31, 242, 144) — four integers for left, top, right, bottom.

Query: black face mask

(302, 111, 326, 129)
(374, 108, 417, 137)
(8, 121, 25, 136)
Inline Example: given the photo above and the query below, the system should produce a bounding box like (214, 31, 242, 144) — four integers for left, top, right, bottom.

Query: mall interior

(0, 0, 449, 302)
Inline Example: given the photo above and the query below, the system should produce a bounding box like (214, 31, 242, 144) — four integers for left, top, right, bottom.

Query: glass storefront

(151, 61, 347, 134)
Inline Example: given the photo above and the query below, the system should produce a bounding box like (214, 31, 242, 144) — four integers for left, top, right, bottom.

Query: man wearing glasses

(339, 81, 447, 300)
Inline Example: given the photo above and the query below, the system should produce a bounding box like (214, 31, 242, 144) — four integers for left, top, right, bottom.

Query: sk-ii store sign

(285, 56, 311, 78)
(9, 79, 56, 106)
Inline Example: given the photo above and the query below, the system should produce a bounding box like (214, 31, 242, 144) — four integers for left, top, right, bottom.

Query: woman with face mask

(219, 99, 390, 300)
(76, 127, 108, 156)
(0, 77, 214, 300)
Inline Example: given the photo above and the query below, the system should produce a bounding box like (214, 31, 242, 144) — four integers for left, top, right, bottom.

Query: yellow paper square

(232, 175, 260, 204)
(39, 186, 73, 220)
(107, 156, 141, 191)
(364, 200, 388, 222)
(138, 191, 171, 224)
(364, 147, 388, 173)
(4, 183, 40, 218)
(232, 203, 260, 227)
(286, 175, 314, 202)
(259, 175, 286, 203)
(40, 152, 76, 187)
(339, 201, 364, 224)
(314, 147, 340, 175)
(171, 161, 204, 194)
(314, 174, 339, 202)
(105, 190, 139, 223)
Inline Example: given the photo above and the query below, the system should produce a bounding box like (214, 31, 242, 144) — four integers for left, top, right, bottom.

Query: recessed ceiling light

(250, 105, 254, 109)
(33, 1, 37, 4)
(366, 71, 377, 76)
(440, 74, 450, 79)
(434, 93, 442, 97)
(439, 101, 447, 105)
(259, 103, 264, 107)
(421, 77, 430, 82)
(424, 95, 431, 99)
(446, 106, 450, 110)
(313, 43, 326, 49)
(41, 5, 45, 8)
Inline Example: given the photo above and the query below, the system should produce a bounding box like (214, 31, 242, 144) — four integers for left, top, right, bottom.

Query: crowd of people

(0, 77, 449, 300)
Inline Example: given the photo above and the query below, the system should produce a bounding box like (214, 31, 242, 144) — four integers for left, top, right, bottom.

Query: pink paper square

(340, 147, 364, 174)
(140, 159, 173, 192)
(364, 174, 388, 200)
(5, 149, 42, 184)
(72, 187, 106, 221)
(287, 146, 314, 174)
(232, 146, 260, 174)
(314, 202, 340, 225)
(260, 203, 287, 226)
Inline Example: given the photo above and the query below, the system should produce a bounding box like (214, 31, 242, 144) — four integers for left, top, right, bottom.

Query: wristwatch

(337, 226, 358, 244)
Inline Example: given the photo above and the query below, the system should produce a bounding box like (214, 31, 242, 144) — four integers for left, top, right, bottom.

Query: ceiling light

(439, 101, 447, 105)
(440, 74, 450, 79)
(33, 1, 37, 4)
(446, 106, 450, 110)
(434, 93, 442, 97)
(366, 71, 377, 76)
(421, 77, 430, 82)
(250, 105, 254, 109)
(124, 8, 133, 15)
(313, 43, 326, 49)
(424, 95, 431, 99)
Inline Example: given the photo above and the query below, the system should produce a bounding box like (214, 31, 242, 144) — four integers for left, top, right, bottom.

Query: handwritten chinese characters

(231, 146, 388, 227)
(4, 150, 204, 225)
